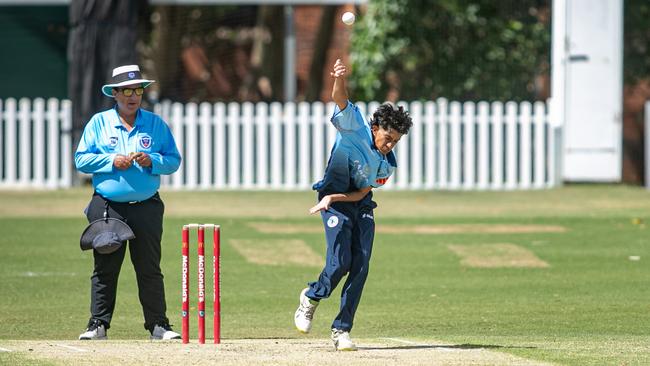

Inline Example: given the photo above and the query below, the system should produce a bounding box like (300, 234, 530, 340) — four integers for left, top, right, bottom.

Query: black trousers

(85, 192, 169, 331)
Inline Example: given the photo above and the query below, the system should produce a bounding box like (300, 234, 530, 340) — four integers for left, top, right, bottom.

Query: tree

(349, 0, 550, 102)
(623, 0, 650, 87)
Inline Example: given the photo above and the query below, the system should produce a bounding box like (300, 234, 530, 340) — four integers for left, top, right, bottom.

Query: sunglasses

(118, 87, 145, 97)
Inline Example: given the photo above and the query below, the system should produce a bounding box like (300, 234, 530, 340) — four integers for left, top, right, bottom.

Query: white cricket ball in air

(342, 12, 355, 25)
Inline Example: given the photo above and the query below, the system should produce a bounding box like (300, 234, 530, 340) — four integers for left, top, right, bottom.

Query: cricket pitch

(0, 338, 552, 366)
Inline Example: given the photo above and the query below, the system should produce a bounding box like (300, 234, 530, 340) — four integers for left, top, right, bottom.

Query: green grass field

(1, 185, 649, 365)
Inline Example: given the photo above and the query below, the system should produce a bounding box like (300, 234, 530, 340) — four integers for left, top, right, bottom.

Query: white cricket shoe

(331, 328, 357, 351)
(294, 288, 319, 333)
(78, 320, 107, 340)
(150, 324, 181, 340)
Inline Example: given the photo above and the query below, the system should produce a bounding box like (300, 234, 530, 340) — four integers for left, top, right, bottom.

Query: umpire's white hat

(101, 65, 155, 97)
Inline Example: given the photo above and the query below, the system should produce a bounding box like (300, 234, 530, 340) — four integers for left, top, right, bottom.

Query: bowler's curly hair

(370, 103, 413, 135)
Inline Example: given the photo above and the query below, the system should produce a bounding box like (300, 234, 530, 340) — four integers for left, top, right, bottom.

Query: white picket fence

(0, 98, 73, 189)
(0, 98, 561, 190)
(155, 99, 561, 190)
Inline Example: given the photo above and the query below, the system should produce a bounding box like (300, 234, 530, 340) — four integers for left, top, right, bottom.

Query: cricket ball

(342, 12, 355, 25)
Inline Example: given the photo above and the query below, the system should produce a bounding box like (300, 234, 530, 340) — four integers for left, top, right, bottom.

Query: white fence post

(449, 101, 462, 189)
(424, 101, 436, 190)
(199, 102, 213, 189)
(491, 102, 504, 190)
(477, 101, 490, 190)
(227, 102, 241, 189)
(284, 102, 296, 190)
(505, 102, 518, 190)
(242, 102, 255, 189)
(19, 98, 31, 187)
(254, 103, 268, 189)
(437, 98, 449, 189)
(519, 102, 532, 189)
(215, 103, 227, 189)
(298, 102, 311, 190)
(185, 103, 199, 189)
(4, 99, 17, 186)
(46, 98, 59, 189)
(33, 98, 45, 187)
(270, 102, 282, 189)
(462, 102, 476, 190)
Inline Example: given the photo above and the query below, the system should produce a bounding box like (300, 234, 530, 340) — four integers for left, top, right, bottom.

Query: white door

(559, 0, 622, 181)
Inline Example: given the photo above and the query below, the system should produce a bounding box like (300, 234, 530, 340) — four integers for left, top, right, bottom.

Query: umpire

(75, 65, 182, 340)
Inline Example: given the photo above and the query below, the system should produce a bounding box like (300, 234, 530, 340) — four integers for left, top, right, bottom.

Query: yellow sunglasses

(118, 87, 145, 97)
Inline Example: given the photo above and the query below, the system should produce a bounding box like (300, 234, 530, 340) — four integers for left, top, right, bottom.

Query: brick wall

(294, 5, 354, 101)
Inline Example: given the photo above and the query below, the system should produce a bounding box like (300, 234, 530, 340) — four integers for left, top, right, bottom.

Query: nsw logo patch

(108, 136, 118, 147)
(327, 215, 339, 228)
(139, 135, 152, 149)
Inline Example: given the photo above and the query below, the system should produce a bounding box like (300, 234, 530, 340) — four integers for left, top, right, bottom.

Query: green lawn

(1, 185, 649, 365)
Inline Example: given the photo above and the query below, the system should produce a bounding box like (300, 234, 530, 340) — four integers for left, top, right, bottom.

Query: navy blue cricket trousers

(305, 199, 376, 332)
(85, 192, 170, 332)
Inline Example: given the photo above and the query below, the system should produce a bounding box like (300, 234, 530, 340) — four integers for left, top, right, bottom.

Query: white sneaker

(150, 324, 181, 340)
(331, 328, 357, 351)
(78, 320, 107, 340)
(294, 288, 319, 333)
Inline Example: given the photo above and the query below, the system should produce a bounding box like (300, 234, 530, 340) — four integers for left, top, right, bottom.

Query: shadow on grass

(359, 343, 537, 351)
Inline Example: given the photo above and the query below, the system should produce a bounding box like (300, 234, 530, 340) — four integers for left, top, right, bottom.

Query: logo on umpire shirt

(139, 135, 152, 149)
(109, 136, 118, 147)
(327, 215, 339, 228)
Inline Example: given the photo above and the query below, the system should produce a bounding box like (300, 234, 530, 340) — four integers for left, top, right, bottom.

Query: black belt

(95, 192, 159, 205)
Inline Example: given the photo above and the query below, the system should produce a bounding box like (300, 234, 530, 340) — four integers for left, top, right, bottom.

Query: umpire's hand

(113, 154, 132, 170)
(130, 152, 152, 167)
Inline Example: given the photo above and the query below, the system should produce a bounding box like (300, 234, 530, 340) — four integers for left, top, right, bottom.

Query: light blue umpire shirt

(313, 100, 397, 196)
(75, 106, 182, 202)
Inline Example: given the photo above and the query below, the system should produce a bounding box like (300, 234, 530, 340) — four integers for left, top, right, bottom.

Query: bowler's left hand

(130, 152, 152, 167)
(309, 196, 332, 214)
